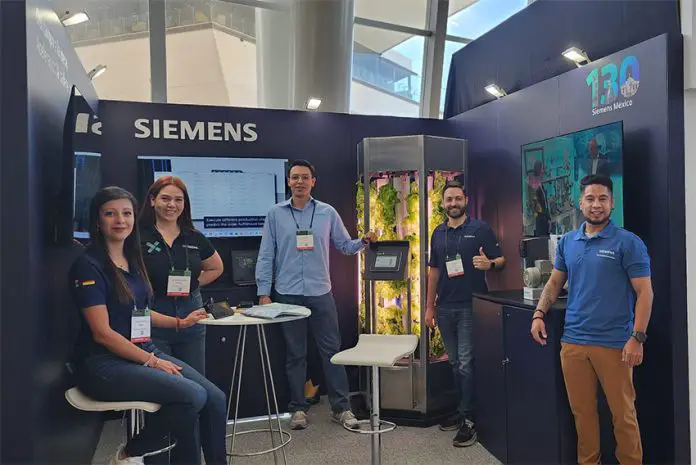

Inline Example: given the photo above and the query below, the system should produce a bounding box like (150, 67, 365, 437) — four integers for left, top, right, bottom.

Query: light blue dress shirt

(256, 197, 364, 297)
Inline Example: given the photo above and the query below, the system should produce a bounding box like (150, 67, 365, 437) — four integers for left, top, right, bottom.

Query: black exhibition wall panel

(449, 34, 686, 465)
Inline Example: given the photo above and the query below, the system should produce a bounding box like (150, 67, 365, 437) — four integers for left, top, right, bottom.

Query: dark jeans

(77, 344, 227, 465)
(152, 289, 207, 375)
(274, 291, 350, 413)
(437, 305, 475, 421)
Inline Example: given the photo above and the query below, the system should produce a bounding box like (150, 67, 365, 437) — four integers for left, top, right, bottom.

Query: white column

(683, 0, 695, 90)
(255, 0, 355, 113)
(255, 6, 293, 110)
(682, 1, 696, 462)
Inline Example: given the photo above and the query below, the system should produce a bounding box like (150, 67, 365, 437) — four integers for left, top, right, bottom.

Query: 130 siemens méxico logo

(586, 55, 640, 117)
(74, 115, 258, 142)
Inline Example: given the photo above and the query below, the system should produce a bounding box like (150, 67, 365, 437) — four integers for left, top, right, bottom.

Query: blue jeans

(77, 344, 227, 465)
(437, 305, 475, 421)
(152, 289, 207, 375)
(274, 292, 350, 413)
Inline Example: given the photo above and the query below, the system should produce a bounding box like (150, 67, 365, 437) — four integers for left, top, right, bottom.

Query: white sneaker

(333, 410, 359, 429)
(109, 444, 144, 465)
(290, 410, 309, 430)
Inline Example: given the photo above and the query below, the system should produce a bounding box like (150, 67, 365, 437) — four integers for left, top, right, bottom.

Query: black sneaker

(453, 419, 477, 447)
(438, 414, 462, 431)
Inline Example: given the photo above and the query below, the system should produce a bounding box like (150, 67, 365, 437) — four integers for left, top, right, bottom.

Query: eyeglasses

(289, 174, 312, 182)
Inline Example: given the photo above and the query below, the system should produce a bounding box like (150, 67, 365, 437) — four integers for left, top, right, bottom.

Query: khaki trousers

(560, 342, 642, 465)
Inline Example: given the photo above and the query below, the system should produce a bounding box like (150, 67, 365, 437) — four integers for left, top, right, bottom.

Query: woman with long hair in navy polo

(69, 186, 227, 465)
(138, 176, 224, 376)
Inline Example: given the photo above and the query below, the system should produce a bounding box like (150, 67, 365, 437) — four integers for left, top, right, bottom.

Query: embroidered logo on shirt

(146, 241, 162, 254)
(597, 249, 616, 260)
(182, 245, 199, 250)
(463, 235, 476, 239)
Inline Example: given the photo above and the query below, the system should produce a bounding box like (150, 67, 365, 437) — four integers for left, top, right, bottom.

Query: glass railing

(352, 52, 420, 102)
(65, 0, 419, 103)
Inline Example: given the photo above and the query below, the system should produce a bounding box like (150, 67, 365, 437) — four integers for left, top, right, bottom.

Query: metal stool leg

(261, 326, 289, 464)
(257, 326, 279, 465)
(371, 365, 381, 465)
(228, 326, 248, 465)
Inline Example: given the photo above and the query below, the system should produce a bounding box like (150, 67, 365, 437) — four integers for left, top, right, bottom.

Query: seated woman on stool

(69, 186, 228, 465)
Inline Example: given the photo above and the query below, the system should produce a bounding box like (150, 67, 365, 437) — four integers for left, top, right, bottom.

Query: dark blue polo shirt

(140, 226, 216, 298)
(69, 248, 151, 358)
(428, 218, 502, 307)
(555, 221, 651, 349)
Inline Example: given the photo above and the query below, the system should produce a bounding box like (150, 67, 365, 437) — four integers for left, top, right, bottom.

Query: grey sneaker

(333, 410, 359, 429)
(453, 419, 477, 447)
(290, 411, 308, 430)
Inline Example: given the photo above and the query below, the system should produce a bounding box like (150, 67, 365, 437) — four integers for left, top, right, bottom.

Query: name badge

(296, 230, 314, 251)
(167, 270, 192, 297)
(131, 306, 151, 343)
(445, 254, 465, 278)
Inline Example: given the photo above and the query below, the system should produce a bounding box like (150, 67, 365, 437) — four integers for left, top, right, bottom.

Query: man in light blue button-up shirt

(256, 160, 375, 431)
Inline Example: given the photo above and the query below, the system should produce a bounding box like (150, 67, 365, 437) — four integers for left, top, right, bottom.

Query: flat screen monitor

(521, 121, 624, 236)
(230, 250, 258, 286)
(73, 151, 102, 239)
(137, 156, 287, 238)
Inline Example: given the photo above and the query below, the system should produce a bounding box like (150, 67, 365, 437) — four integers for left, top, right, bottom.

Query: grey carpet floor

(93, 399, 501, 465)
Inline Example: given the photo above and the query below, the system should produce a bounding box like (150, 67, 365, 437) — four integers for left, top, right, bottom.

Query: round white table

(199, 307, 311, 465)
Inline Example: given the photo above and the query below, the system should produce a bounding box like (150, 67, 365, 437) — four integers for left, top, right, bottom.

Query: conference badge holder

(296, 230, 314, 251)
(131, 305, 152, 343)
(446, 254, 465, 278)
(167, 269, 192, 297)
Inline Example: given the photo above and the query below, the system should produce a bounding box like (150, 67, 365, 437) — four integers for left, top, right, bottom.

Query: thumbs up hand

(473, 247, 492, 271)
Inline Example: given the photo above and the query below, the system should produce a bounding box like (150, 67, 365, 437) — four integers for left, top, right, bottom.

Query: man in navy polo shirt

(425, 180, 506, 447)
(530, 174, 653, 465)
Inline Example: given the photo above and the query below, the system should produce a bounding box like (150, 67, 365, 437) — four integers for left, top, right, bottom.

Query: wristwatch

(490, 261, 496, 270)
(631, 330, 647, 344)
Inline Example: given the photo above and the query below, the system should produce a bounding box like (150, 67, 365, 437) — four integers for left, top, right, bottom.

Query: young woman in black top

(69, 186, 227, 465)
(139, 176, 224, 375)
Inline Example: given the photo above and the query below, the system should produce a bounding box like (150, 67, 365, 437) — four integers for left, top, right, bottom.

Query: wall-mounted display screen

(137, 156, 287, 238)
(521, 121, 624, 236)
(73, 151, 101, 239)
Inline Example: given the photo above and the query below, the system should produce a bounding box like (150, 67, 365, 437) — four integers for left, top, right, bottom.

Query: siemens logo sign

(134, 119, 258, 142)
(73, 114, 259, 143)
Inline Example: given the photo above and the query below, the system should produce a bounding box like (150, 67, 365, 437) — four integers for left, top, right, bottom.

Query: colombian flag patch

(74, 280, 96, 287)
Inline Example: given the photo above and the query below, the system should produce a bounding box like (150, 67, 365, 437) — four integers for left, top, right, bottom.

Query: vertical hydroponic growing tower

(357, 135, 467, 423)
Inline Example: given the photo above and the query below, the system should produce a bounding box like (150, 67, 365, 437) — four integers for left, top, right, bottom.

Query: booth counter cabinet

(472, 291, 576, 464)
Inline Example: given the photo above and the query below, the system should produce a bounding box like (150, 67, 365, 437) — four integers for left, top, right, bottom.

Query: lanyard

(445, 226, 463, 259)
(155, 227, 189, 271)
(289, 201, 316, 230)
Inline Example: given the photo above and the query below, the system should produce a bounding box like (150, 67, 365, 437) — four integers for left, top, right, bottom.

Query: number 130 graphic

(586, 55, 640, 108)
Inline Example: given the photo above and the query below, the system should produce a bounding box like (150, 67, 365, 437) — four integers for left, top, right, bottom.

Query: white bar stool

(330, 334, 418, 465)
(65, 387, 176, 460)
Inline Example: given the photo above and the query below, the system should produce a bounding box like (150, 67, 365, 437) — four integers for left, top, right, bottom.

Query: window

(351, 25, 425, 117)
(447, 0, 528, 40)
(355, 0, 427, 29)
(58, 0, 152, 102)
(165, 1, 259, 107)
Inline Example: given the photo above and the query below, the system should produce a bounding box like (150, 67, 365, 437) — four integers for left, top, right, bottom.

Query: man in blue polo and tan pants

(530, 174, 653, 465)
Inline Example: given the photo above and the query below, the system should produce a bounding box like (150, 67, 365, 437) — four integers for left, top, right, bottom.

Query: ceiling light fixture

(305, 97, 322, 111)
(60, 11, 90, 27)
(562, 46, 592, 67)
(87, 64, 107, 80)
(485, 84, 507, 99)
